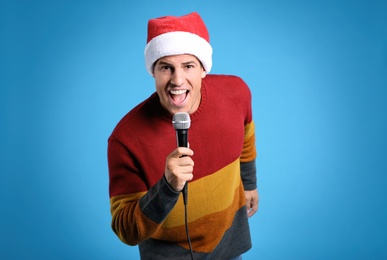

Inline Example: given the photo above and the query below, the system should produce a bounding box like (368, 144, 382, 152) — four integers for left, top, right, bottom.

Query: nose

(170, 68, 184, 87)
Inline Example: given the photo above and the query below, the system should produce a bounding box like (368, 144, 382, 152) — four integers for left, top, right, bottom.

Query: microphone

(172, 112, 191, 205)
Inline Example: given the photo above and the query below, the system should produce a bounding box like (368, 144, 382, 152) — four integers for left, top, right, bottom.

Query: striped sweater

(108, 74, 257, 259)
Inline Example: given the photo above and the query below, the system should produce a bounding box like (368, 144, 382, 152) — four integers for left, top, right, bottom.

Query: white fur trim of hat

(144, 12, 213, 76)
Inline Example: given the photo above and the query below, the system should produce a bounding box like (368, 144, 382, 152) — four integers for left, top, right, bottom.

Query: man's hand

(245, 189, 259, 217)
(164, 147, 194, 191)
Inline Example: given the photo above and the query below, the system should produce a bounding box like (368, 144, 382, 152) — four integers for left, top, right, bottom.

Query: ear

(201, 68, 206, 78)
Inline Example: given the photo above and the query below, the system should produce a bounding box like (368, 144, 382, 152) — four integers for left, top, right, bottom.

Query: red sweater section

(108, 74, 254, 198)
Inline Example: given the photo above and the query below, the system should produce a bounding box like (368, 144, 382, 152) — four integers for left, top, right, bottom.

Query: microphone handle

(176, 129, 189, 205)
(176, 129, 188, 148)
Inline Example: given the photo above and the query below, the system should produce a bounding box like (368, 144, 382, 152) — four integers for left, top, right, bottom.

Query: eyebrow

(157, 61, 172, 67)
(157, 60, 198, 67)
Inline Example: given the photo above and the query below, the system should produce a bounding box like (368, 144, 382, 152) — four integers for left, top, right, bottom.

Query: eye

(158, 65, 175, 74)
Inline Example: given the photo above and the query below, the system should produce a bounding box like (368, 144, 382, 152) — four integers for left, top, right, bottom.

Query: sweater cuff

(139, 175, 181, 224)
(240, 159, 257, 191)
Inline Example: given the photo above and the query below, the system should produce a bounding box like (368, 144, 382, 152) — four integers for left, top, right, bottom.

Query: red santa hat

(144, 12, 213, 76)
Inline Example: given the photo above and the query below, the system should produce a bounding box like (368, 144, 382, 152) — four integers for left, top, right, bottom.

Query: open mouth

(170, 89, 188, 104)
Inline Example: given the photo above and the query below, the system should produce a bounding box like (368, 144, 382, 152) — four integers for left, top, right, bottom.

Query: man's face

(153, 54, 206, 115)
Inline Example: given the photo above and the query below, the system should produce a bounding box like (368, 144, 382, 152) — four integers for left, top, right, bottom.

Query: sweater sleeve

(241, 159, 257, 191)
(108, 136, 180, 245)
(240, 120, 257, 190)
(238, 77, 257, 190)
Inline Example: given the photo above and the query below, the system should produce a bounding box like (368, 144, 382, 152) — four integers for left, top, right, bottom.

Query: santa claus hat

(144, 12, 213, 76)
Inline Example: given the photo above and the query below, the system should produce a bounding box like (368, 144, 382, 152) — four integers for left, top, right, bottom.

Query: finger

(247, 203, 255, 217)
(252, 198, 259, 212)
(246, 197, 252, 215)
(176, 147, 194, 157)
(247, 208, 255, 217)
(178, 156, 194, 167)
(247, 198, 258, 217)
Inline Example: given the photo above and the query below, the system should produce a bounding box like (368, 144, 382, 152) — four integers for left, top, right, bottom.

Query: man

(108, 12, 259, 259)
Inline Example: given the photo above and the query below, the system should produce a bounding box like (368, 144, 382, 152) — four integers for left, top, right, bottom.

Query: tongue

(171, 93, 186, 103)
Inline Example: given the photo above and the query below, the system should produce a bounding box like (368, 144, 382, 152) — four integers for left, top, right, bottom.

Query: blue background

(1, 0, 386, 259)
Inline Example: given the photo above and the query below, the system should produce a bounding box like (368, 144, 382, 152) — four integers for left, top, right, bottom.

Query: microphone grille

(172, 112, 191, 130)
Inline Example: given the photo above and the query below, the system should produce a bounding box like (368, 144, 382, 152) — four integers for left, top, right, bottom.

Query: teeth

(170, 89, 187, 95)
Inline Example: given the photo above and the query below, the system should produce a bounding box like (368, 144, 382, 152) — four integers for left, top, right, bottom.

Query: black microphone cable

(182, 183, 194, 260)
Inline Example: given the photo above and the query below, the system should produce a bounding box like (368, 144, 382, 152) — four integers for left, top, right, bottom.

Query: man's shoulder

(203, 74, 250, 97)
(109, 92, 160, 138)
(204, 74, 245, 84)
